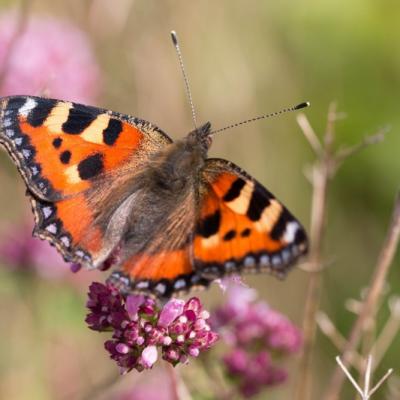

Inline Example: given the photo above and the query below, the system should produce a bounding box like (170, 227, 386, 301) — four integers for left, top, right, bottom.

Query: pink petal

(184, 297, 202, 314)
(126, 295, 145, 319)
(141, 345, 158, 368)
(158, 299, 185, 328)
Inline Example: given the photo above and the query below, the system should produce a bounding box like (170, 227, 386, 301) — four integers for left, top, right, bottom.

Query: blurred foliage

(0, 0, 400, 399)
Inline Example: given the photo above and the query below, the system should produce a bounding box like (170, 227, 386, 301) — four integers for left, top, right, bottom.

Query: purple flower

(85, 282, 125, 331)
(0, 11, 101, 103)
(86, 282, 219, 373)
(212, 280, 302, 398)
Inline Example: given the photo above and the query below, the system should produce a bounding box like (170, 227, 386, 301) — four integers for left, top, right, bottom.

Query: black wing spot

(295, 228, 307, 246)
(52, 137, 62, 148)
(27, 98, 57, 127)
(270, 208, 292, 241)
(223, 229, 236, 241)
(8, 97, 27, 110)
(246, 184, 271, 221)
(197, 210, 221, 238)
(62, 105, 99, 134)
(103, 118, 123, 146)
(241, 228, 251, 237)
(60, 150, 71, 164)
(77, 153, 104, 180)
(223, 178, 246, 202)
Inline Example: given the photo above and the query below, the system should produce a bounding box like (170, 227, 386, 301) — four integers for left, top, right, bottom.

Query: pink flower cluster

(86, 282, 218, 373)
(0, 11, 101, 103)
(212, 281, 302, 398)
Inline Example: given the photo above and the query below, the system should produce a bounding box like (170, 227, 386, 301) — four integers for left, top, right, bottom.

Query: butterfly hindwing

(0, 95, 172, 266)
(193, 158, 308, 279)
(109, 249, 207, 299)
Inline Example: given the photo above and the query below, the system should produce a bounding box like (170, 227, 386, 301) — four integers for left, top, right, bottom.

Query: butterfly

(0, 94, 308, 298)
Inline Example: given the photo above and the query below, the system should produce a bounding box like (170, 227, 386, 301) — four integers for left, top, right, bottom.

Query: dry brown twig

(323, 193, 400, 399)
(317, 293, 400, 379)
(167, 364, 193, 400)
(316, 311, 364, 370)
(371, 296, 400, 369)
(295, 103, 387, 400)
(336, 355, 393, 399)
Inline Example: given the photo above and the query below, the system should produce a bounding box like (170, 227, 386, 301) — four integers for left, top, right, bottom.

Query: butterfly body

(84, 122, 212, 267)
(0, 95, 308, 298)
(138, 122, 210, 194)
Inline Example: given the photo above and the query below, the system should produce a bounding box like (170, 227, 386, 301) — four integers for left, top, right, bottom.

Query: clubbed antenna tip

(210, 101, 311, 135)
(170, 29, 197, 129)
(295, 101, 311, 110)
(170, 30, 178, 46)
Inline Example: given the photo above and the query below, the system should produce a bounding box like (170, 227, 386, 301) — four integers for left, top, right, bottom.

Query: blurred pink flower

(0, 222, 69, 279)
(0, 10, 101, 103)
(223, 349, 287, 397)
(211, 280, 302, 398)
(216, 276, 257, 313)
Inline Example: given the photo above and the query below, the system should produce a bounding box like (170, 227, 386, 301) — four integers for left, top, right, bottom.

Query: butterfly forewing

(0, 95, 172, 266)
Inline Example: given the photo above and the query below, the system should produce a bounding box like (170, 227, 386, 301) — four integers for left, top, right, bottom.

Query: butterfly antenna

(171, 30, 198, 129)
(210, 101, 310, 135)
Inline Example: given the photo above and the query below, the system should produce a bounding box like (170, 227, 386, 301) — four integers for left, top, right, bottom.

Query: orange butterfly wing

(193, 158, 308, 279)
(110, 250, 199, 298)
(0, 96, 172, 266)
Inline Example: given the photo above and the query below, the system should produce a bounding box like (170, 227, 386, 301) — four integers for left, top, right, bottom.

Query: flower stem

(166, 363, 193, 400)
